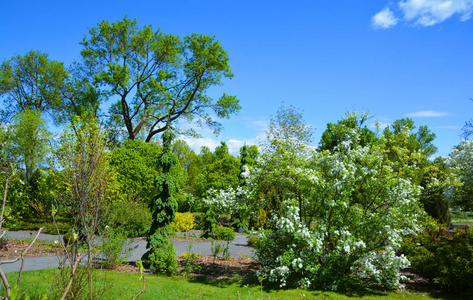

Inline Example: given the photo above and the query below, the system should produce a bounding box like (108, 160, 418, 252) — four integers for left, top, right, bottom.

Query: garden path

(0, 231, 253, 273)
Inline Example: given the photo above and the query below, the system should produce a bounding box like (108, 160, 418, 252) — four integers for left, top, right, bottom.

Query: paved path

(0, 230, 255, 273)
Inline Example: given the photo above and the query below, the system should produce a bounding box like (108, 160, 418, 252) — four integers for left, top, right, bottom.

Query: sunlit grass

(1, 268, 463, 300)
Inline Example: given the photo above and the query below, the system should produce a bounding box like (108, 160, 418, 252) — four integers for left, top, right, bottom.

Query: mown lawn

(2, 269, 463, 300)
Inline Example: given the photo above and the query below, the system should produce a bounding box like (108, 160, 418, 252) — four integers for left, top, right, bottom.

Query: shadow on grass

(180, 258, 463, 300)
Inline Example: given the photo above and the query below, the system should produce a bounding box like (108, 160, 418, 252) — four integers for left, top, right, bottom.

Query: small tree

(51, 116, 111, 299)
(143, 129, 179, 274)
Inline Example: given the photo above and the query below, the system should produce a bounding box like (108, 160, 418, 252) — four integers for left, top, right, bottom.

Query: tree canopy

(80, 17, 241, 142)
(0, 50, 67, 123)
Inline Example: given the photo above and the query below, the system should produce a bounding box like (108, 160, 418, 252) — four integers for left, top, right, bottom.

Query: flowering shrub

(254, 139, 425, 291)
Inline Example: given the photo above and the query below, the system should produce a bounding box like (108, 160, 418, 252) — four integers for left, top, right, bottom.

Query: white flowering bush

(255, 139, 426, 291)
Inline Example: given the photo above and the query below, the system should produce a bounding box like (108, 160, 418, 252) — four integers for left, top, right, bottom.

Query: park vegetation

(0, 16, 472, 299)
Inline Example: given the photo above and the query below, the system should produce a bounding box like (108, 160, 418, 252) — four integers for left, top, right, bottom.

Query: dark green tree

(419, 158, 451, 225)
(143, 129, 179, 274)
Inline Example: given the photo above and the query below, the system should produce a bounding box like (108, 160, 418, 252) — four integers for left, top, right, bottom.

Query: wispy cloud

(372, 0, 473, 28)
(405, 110, 450, 117)
(372, 7, 399, 28)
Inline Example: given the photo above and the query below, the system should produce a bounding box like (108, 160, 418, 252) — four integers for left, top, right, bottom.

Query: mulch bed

(0, 239, 60, 259)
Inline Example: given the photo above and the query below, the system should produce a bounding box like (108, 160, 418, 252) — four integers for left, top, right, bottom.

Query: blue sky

(1, 0, 472, 156)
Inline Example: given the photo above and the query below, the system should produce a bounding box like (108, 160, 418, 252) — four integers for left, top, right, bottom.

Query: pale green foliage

(51, 117, 111, 245)
(6, 109, 51, 180)
(194, 150, 240, 199)
(109, 140, 186, 203)
(264, 104, 313, 153)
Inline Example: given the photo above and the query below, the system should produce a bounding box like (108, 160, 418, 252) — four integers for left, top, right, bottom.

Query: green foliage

(51, 117, 110, 238)
(110, 139, 187, 204)
(210, 240, 230, 261)
(170, 212, 195, 232)
(383, 118, 437, 158)
(446, 140, 473, 211)
(100, 229, 131, 269)
(401, 225, 473, 294)
(80, 17, 240, 142)
(104, 201, 151, 238)
(144, 130, 179, 275)
(318, 110, 376, 153)
(194, 152, 240, 199)
(252, 114, 427, 291)
(144, 227, 178, 275)
(6, 109, 51, 180)
(247, 235, 261, 248)
(419, 158, 451, 224)
(172, 139, 200, 197)
(109, 140, 162, 203)
(213, 226, 235, 241)
(0, 50, 67, 122)
(200, 206, 217, 239)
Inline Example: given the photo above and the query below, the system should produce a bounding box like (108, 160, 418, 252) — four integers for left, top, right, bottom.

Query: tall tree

(0, 50, 67, 123)
(6, 109, 51, 180)
(80, 17, 241, 142)
(264, 104, 313, 153)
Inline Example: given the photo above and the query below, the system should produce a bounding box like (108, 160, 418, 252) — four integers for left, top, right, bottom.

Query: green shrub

(170, 212, 194, 232)
(213, 226, 235, 241)
(401, 225, 473, 294)
(200, 207, 217, 239)
(100, 229, 131, 269)
(104, 201, 151, 237)
(143, 227, 177, 275)
(247, 235, 260, 247)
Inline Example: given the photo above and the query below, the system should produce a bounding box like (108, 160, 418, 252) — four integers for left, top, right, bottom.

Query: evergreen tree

(143, 129, 179, 274)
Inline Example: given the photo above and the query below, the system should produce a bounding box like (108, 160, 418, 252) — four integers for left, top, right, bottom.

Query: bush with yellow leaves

(170, 212, 195, 232)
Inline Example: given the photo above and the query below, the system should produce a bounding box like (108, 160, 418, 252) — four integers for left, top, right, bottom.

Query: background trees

(80, 17, 241, 142)
(0, 50, 67, 123)
(6, 109, 51, 181)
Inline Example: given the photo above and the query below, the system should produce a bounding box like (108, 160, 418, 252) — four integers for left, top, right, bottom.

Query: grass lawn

(2, 269, 463, 300)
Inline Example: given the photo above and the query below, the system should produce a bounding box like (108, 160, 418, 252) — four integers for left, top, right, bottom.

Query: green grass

(2, 269, 463, 300)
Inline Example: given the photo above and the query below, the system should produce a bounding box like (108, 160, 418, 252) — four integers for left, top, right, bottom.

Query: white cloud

(372, 7, 399, 28)
(405, 110, 450, 117)
(372, 0, 473, 28)
(400, 0, 473, 26)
